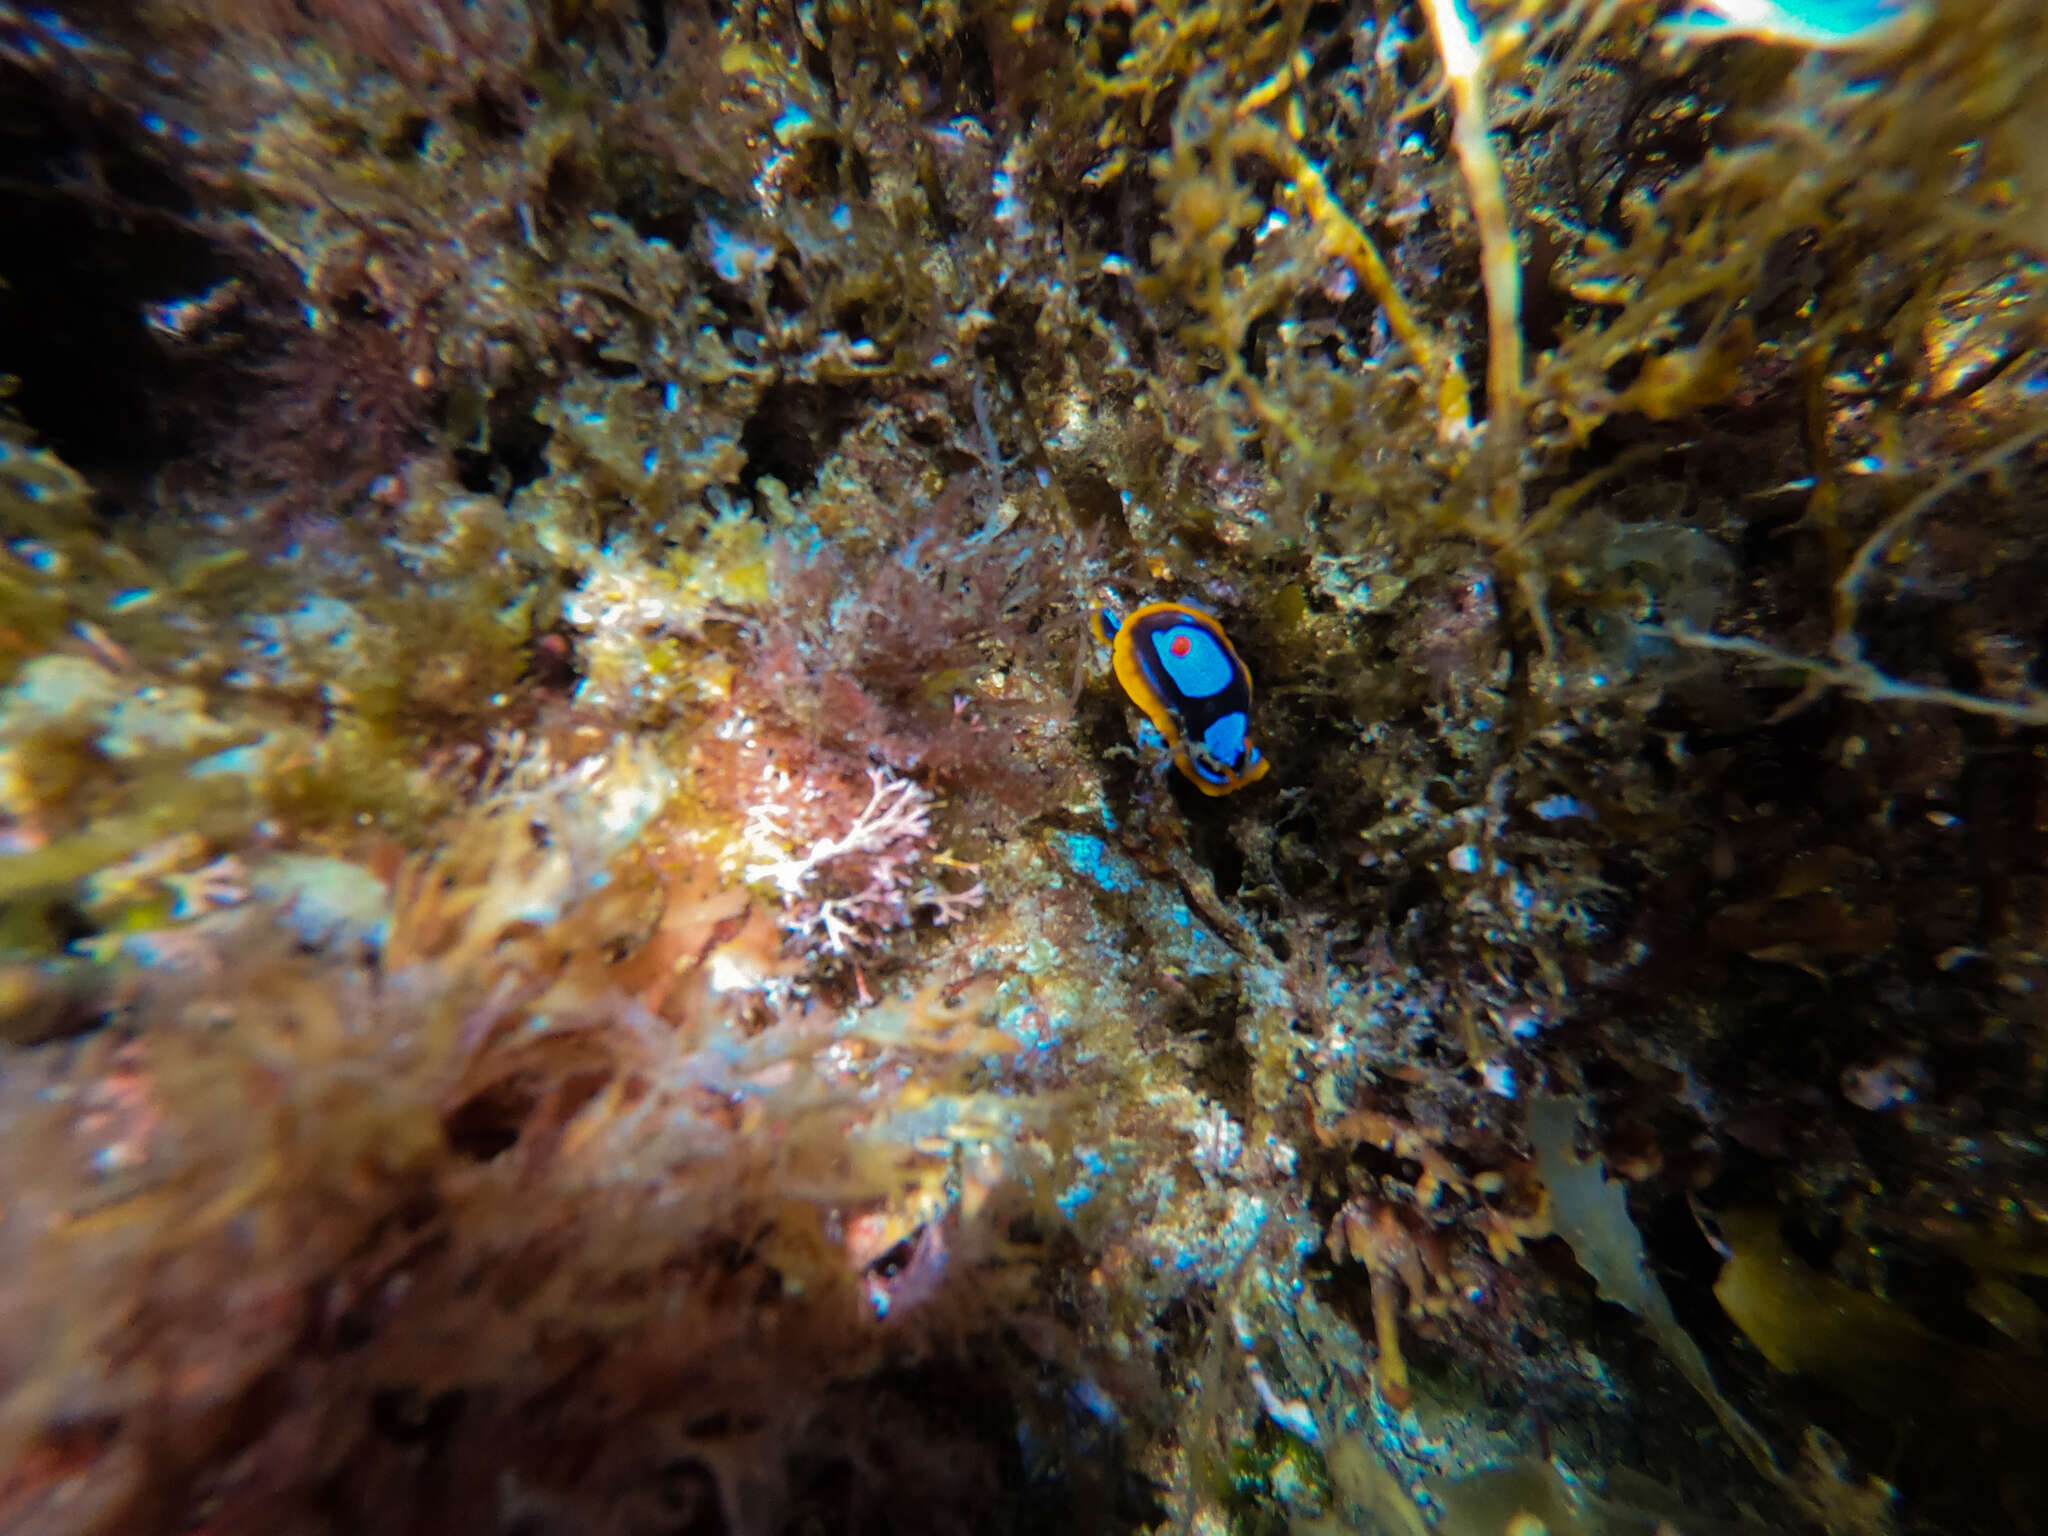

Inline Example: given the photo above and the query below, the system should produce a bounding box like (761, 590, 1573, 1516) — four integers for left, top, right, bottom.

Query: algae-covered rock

(2, 1, 2047, 1532)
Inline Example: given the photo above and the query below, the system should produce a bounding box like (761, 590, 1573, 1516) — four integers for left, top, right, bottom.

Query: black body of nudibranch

(1092, 601, 1270, 796)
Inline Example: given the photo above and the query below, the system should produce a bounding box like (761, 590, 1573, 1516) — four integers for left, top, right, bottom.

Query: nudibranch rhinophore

(1092, 600, 1270, 796)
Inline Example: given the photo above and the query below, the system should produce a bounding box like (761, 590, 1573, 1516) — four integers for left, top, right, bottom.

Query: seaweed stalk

(1421, 0, 1523, 498)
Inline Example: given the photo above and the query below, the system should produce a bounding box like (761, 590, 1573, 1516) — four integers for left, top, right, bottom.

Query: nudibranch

(1092, 600, 1270, 796)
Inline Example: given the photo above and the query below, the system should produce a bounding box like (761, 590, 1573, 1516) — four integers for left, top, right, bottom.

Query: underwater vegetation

(4, 0, 2048, 1532)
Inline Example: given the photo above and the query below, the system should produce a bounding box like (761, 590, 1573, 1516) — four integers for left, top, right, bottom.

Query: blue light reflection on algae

(1658, 0, 1925, 49)
(1051, 831, 1144, 894)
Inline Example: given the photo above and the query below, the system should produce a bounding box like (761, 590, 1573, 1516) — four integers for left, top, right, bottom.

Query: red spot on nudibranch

(1171, 634, 1192, 657)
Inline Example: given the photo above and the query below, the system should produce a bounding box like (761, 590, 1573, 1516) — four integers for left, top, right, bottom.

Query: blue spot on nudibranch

(1151, 625, 1233, 698)
(1201, 710, 1249, 768)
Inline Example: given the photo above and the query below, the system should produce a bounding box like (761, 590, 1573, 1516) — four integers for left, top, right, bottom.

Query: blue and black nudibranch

(1092, 601, 1270, 796)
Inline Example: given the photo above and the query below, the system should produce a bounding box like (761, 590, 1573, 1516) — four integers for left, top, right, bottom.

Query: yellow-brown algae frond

(1224, 116, 1472, 437)
(1327, 1196, 1441, 1409)
(846, 974, 1019, 1059)
(0, 715, 1057, 1529)
(1315, 1103, 1471, 1205)
(1474, 1163, 1553, 1264)
(1420, 0, 1524, 500)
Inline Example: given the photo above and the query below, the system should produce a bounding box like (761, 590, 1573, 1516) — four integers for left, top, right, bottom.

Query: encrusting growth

(4, 0, 2048, 1531)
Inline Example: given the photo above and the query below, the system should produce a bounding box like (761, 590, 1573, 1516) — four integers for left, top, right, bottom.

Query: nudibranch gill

(1092, 601, 1271, 796)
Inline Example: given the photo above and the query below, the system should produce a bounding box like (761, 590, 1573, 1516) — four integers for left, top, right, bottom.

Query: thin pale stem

(1654, 623, 2048, 726)
(1421, 0, 1524, 523)
(1832, 416, 2048, 647)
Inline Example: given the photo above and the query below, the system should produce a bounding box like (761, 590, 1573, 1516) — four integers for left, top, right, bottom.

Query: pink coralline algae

(743, 761, 984, 956)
